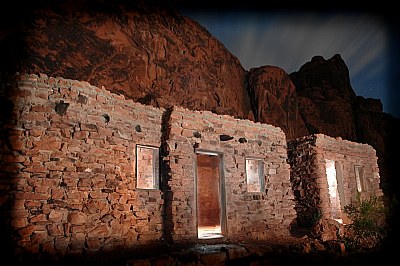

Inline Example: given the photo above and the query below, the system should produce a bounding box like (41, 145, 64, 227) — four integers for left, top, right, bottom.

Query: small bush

(343, 193, 387, 251)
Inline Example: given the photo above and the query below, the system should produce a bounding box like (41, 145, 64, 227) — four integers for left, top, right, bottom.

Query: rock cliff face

(0, 0, 253, 119)
(290, 55, 357, 141)
(1, 0, 399, 200)
(247, 65, 308, 139)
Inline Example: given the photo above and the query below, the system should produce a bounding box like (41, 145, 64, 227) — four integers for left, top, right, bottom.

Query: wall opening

(196, 151, 226, 239)
(245, 158, 264, 192)
(136, 145, 160, 189)
(355, 165, 366, 192)
(325, 159, 343, 223)
(335, 161, 346, 207)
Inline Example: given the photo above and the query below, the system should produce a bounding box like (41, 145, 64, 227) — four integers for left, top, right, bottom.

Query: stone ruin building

(288, 134, 383, 227)
(0, 73, 383, 259)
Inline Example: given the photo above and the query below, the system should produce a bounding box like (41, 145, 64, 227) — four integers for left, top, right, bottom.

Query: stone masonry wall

(165, 106, 296, 242)
(288, 134, 383, 227)
(1, 73, 300, 260)
(314, 134, 383, 220)
(0, 74, 165, 259)
(287, 135, 320, 227)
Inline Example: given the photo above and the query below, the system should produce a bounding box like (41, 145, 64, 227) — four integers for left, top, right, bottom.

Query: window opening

(246, 158, 264, 192)
(136, 145, 159, 189)
(355, 166, 365, 192)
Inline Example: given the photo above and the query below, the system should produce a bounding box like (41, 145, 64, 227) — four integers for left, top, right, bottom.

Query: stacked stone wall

(166, 106, 296, 242)
(0, 74, 165, 258)
(287, 135, 320, 227)
(1, 73, 299, 259)
(314, 134, 383, 219)
(5, 73, 379, 260)
(288, 134, 383, 226)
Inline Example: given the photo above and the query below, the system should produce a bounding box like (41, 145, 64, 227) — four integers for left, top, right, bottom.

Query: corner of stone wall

(287, 134, 321, 228)
(160, 106, 174, 243)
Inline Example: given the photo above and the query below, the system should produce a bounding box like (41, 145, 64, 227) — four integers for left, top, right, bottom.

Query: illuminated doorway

(196, 151, 226, 239)
(325, 159, 343, 223)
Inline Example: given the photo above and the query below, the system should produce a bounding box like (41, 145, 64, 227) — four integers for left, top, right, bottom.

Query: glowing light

(198, 225, 223, 239)
(326, 159, 343, 223)
(355, 167, 362, 192)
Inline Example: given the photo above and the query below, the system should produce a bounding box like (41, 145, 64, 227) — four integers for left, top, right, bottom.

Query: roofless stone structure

(0, 73, 383, 261)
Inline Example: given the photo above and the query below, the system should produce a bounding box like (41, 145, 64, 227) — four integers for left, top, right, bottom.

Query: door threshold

(198, 226, 223, 239)
(198, 233, 224, 239)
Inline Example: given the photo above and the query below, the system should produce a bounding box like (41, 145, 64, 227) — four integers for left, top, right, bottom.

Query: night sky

(178, 3, 400, 118)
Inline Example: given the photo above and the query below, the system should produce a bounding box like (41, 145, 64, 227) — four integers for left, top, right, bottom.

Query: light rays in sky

(183, 11, 396, 116)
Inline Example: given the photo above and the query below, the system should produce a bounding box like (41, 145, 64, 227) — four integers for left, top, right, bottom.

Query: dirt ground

(8, 229, 396, 266)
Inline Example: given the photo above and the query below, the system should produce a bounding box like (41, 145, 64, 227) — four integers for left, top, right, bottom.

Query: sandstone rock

(247, 65, 308, 139)
(67, 211, 87, 225)
(0, 0, 253, 120)
(311, 218, 344, 242)
(324, 240, 346, 255)
(290, 54, 357, 141)
(290, 54, 400, 217)
(48, 209, 67, 223)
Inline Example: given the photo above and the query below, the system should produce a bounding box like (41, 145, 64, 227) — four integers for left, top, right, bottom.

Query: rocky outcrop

(290, 55, 400, 229)
(0, 0, 253, 120)
(247, 66, 308, 140)
(290, 55, 357, 141)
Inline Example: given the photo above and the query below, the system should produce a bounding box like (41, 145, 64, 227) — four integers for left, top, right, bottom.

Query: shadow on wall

(0, 73, 19, 263)
(160, 107, 174, 243)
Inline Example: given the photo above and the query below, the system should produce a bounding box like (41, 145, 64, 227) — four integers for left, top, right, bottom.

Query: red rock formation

(247, 66, 308, 139)
(290, 55, 357, 141)
(248, 54, 400, 215)
(0, 0, 253, 120)
(290, 54, 400, 214)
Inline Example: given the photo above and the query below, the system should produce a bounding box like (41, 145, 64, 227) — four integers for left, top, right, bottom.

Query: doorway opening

(325, 159, 343, 223)
(196, 151, 226, 239)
